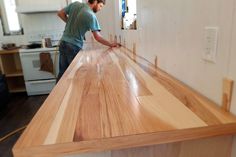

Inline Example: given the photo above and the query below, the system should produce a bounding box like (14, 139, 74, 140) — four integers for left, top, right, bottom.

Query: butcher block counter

(13, 47, 236, 157)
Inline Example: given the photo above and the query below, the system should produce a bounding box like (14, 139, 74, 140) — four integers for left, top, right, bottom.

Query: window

(121, 0, 137, 30)
(0, 0, 23, 35)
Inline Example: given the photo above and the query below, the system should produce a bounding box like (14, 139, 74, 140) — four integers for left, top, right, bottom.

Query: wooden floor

(0, 93, 47, 157)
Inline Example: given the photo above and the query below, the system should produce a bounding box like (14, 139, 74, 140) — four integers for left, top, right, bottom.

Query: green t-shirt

(61, 2, 101, 48)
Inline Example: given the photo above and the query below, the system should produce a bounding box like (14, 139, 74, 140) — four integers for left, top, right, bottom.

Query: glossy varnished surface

(13, 47, 236, 157)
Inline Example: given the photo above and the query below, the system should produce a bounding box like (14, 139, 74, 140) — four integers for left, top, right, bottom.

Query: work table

(13, 47, 236, 157)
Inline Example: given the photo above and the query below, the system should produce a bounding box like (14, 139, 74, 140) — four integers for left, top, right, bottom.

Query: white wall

(97, 0, 115, 37)
(115, 0, 235, 105)
(230, 3, 236, 116)
(229, 0, 236, 155)
(113, 0, 236, 156)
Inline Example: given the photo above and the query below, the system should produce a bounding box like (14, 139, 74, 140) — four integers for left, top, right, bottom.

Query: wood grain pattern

(13, 47, 236, 157)
(46, 135, 232, 157)
(117, 47, 236, 124)
(44, 80, 74, 145)
(13, 125, 236, 157)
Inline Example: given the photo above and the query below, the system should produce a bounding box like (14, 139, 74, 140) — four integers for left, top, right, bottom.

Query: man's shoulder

(72, 1, 83, 6)
(82, 8, 96, 19)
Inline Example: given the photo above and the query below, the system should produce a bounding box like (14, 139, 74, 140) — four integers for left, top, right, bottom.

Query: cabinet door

(16, 0, 67, 12)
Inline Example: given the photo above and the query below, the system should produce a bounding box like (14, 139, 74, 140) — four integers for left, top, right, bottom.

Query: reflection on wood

(13, 48, 236, 157)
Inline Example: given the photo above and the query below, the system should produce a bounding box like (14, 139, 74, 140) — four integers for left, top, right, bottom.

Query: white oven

(19, 47, 59, 96)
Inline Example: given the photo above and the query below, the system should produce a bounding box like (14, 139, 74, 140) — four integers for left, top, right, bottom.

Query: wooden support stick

(119, 35, 122, 44)
(133, 43, 136, 62)
(114, 35, 117, 43)
(122, 39, 126, 55)
(110, 34, 113, 42)
(222, 78, 234, 112)
(155, 56, 158, 69)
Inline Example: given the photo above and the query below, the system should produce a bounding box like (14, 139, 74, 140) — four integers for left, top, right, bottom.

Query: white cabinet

(16, 0, 67, 14)
(19, 48, 59, 96)
(16, 6, 61, 14)
(25, 80, 56, 96)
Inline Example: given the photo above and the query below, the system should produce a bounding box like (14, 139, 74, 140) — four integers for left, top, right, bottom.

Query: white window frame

(0, 0, 23, 36)
(121, 0, 137, 30)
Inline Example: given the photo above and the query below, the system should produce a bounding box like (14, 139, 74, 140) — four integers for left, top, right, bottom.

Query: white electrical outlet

(203, 27, 219, 63)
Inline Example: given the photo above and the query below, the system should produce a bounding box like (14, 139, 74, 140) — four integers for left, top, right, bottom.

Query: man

(57, 0, 119, 81)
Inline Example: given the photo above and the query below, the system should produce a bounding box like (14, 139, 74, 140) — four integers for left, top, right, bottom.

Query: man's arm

(92, 31, 120, 48)
(57, 9, 68, 23)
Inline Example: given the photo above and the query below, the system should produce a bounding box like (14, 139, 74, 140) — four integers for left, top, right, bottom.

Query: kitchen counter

(13, 47, 236, 157)
(0, 48, 19, 55)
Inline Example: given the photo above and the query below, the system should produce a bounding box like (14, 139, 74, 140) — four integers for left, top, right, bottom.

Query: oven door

(20, 51, 59, 81)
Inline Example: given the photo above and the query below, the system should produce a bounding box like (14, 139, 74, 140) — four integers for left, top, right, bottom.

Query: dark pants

(57, 41, 81, 82)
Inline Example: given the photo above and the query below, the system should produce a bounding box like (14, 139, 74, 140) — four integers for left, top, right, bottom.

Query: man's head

(88, 0, 105, 13)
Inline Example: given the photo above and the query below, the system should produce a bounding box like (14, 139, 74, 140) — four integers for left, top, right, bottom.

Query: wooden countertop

(13, 47, 236, 157)
(0, 48, 19, 55)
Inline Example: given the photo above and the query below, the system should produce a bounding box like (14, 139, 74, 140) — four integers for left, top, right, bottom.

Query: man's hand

(57, 9, 68, 23)
(92, 31, 121, 48)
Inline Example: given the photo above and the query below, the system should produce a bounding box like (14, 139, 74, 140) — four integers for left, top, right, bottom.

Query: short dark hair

(88, 0, 106, 5)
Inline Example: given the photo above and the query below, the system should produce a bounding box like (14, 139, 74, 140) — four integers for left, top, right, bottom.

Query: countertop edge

(13, 123, 236, 157)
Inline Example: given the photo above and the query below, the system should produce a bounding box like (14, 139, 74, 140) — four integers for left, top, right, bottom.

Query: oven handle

(28, 80, 56, 85)
(20, 51, 57, 57)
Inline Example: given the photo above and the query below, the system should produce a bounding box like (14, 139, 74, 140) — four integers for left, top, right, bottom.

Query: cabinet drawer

(25, 79, 56, 96)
